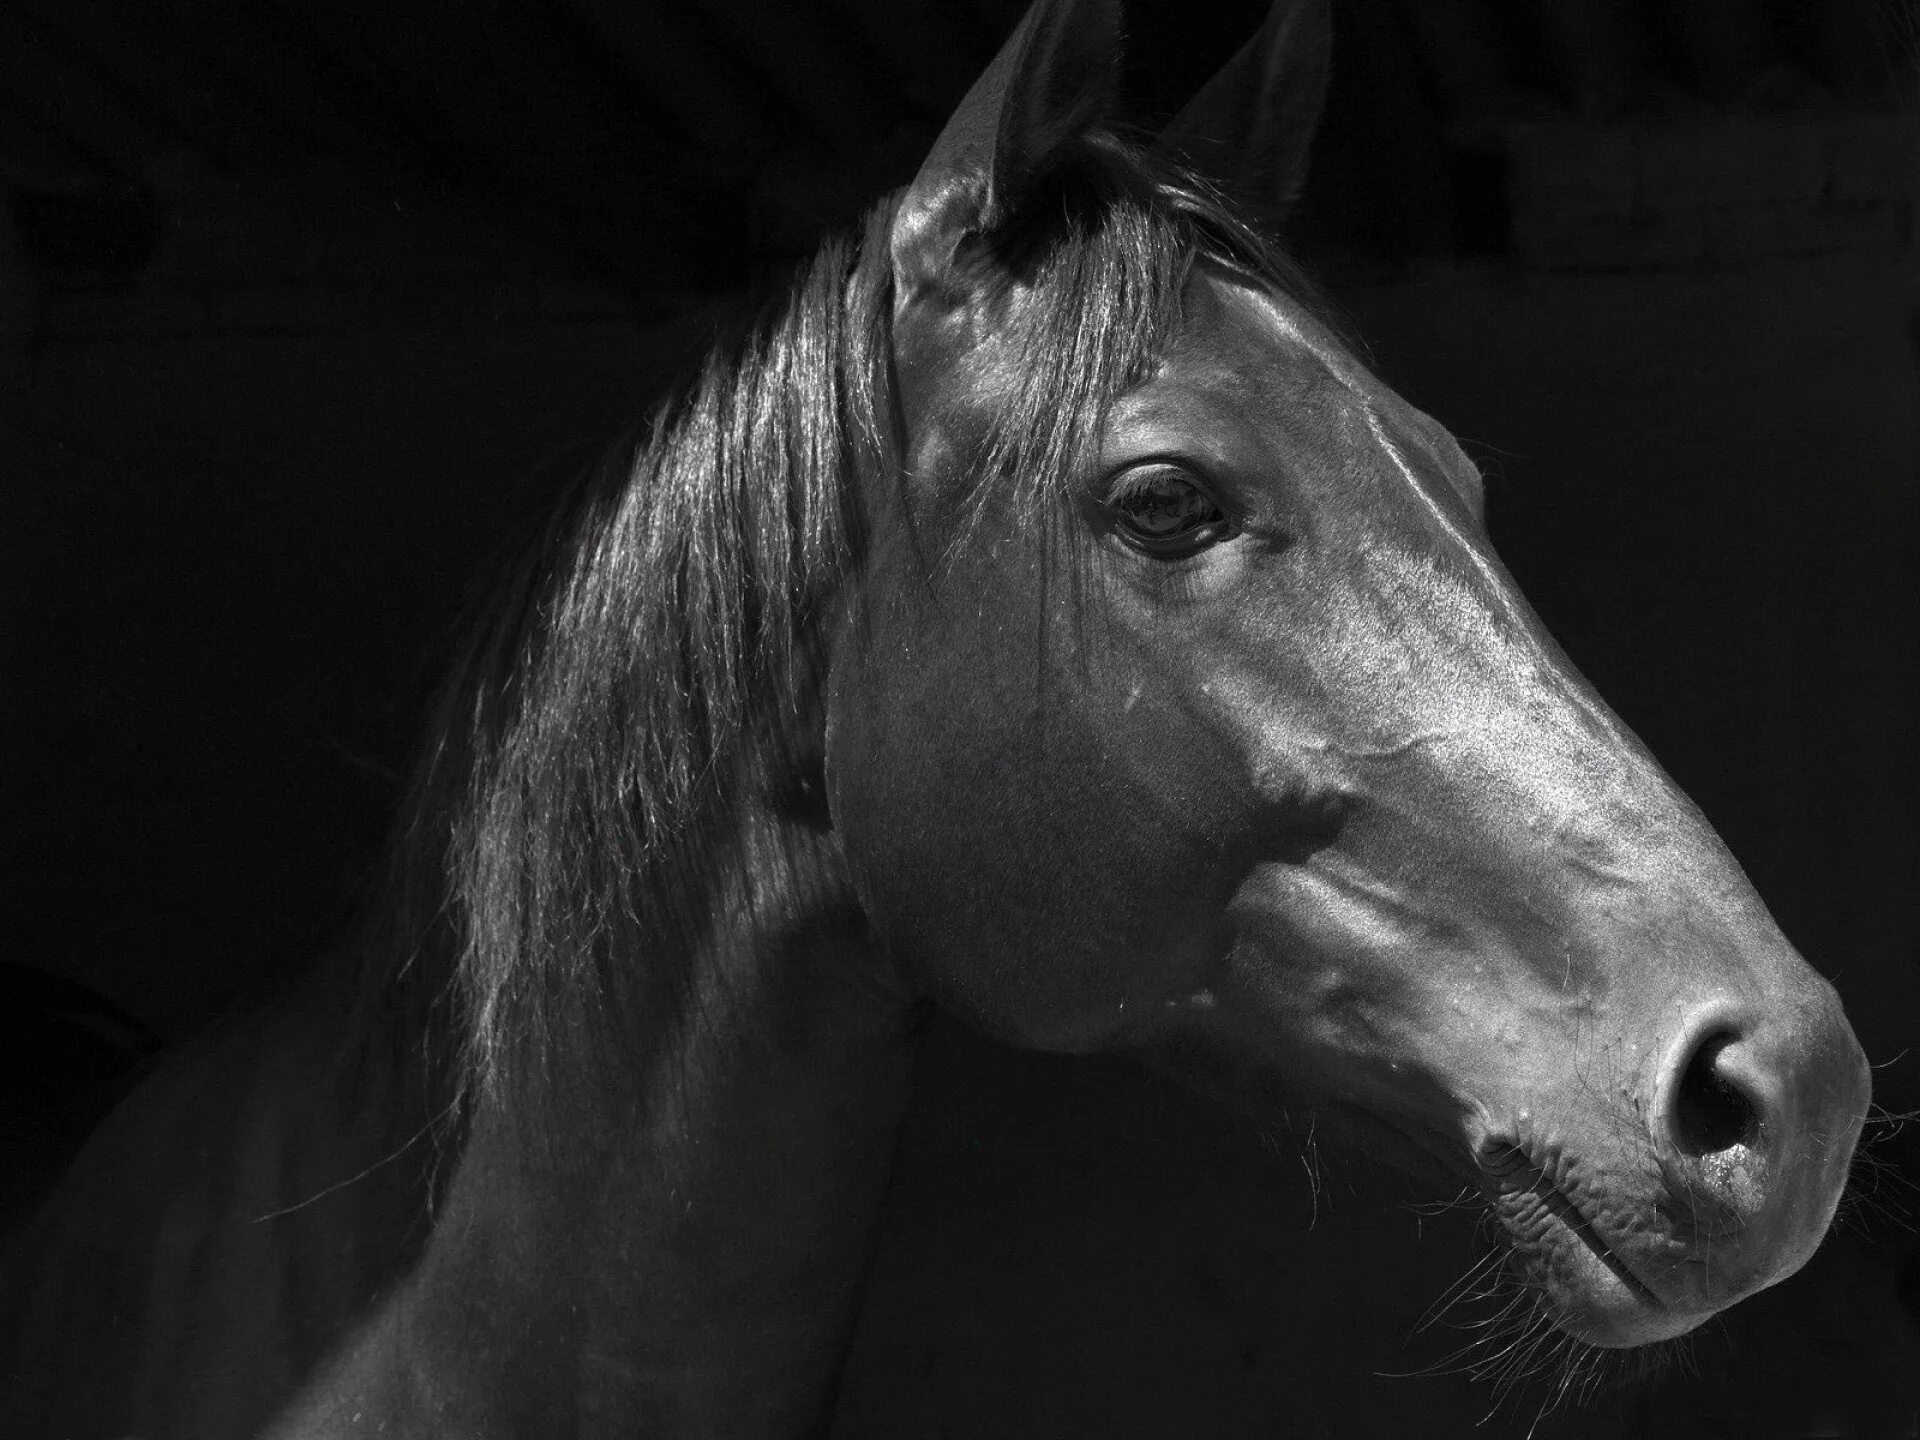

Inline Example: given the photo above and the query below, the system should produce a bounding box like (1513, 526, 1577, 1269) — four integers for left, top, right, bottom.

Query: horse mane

(347, 131, 1330, 1110)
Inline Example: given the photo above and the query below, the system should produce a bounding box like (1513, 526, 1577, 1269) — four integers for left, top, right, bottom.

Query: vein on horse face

(1359, 402, 1521, 621)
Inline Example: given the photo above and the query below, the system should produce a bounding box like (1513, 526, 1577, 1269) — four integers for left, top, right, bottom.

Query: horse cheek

(824, 599, 1237, 1049)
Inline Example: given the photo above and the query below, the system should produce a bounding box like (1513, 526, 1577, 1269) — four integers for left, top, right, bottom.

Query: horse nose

(1653, 997, 1869, 1265)
(1669, 1027, 1761, 1149)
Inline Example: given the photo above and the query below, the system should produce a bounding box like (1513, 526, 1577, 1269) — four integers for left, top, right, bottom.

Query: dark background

(2, 0, 1917, 1434)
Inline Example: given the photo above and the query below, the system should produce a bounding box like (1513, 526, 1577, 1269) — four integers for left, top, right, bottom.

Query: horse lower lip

(1541, 1184, 1662, 1308)
(1487, 1149, 1664, 1310)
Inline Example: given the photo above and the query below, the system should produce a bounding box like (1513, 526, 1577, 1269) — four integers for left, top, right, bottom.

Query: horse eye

(1103, 463, 1231, 554)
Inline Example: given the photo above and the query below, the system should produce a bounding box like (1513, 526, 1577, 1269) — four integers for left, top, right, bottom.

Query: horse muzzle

(1474, 982, 1871, 1348)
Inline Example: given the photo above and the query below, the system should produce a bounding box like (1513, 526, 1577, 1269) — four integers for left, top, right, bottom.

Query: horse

(0, 0, 1873, 1435)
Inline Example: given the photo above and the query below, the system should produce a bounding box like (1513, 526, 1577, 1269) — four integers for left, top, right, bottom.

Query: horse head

(824, 0, 1869, 1348)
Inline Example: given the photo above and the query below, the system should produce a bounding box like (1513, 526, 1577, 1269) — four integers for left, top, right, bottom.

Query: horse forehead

(1152, 274, 1413, 451)
(1183, 272, 1358, 381)
(1141, 274, 1457, 494)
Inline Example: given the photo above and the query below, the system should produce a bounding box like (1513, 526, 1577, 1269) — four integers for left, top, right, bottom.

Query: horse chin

(1501, 1217, 1714, 1350)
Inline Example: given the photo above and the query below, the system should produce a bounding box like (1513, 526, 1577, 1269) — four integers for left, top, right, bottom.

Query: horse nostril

(1670, 1029, 1761, 1156)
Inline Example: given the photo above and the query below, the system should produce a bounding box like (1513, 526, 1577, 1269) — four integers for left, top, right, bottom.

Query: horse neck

(283, 806, 919, 1438)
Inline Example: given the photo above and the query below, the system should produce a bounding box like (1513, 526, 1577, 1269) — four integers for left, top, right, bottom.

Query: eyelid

(1099, 455, 1224, 508)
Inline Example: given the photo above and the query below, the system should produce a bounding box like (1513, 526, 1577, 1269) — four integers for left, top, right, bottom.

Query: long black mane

(350, 133, 1324, 1108)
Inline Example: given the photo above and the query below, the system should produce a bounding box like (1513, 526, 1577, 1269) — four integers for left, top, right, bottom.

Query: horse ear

(890, 0, 1121, 301)
(1153, 0, 1331, 226)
